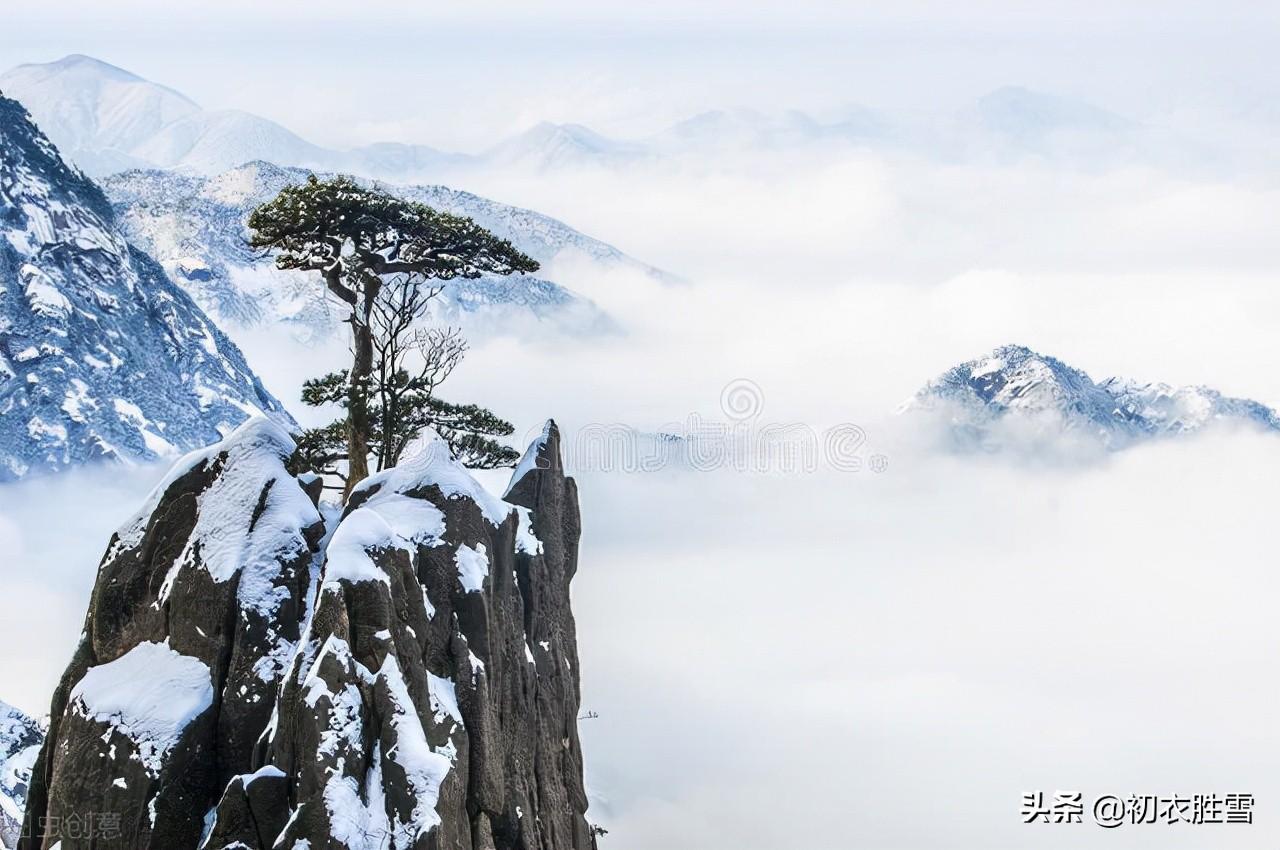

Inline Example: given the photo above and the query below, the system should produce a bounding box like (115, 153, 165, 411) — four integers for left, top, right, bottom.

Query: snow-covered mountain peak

(483, 121, 646, 170)
(197, 159, 296, 205)
(130, 108, 331, 173)
(24, 53, 157, 83)
(914, 343, 1119, 420)
(0, 55, 200, 176)
(905, 344, 1280, 454)
(972, 86, 1134, 136)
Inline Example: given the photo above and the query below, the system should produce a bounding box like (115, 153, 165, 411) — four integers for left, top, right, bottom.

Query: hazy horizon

(5, 2, 1280, 151)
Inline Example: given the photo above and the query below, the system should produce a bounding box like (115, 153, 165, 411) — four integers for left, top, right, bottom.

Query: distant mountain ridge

(904, 344, 1280, 454)
(100, 161, 665, 339)
(0, 55, 1215, 181)
(0, 55, 459, 179)
(0, 92, 291, 481)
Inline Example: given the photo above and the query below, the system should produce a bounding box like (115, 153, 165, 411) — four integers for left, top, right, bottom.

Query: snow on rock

(350, 428, 513, 526)
(903, 343, 1280, 456)
(377, 657, 456, 842)
(68, 641, 213, 776)
(24, 419, 594, 850)
(454, 543, 489, 593)
(0, 93, 292, 483)
(504, 419, 554, 499)
(514, 506, 544, 556)
(320, 509, 397, 587)
(19, 422, 324, 849)
(216, 418, 593, 849)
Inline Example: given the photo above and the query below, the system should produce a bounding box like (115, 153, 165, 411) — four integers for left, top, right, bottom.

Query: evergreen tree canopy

(248, 175, 539, 296)
(248, 175, 538, 498)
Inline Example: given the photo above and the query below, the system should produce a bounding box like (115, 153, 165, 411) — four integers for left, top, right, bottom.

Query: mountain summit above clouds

(904, 344, 1280, 454)
(0, 54, 1208, 181)
(0, 92, 290, 481)
(0, 55, 459, 179)
(20, 419, 595, 849)
(0, 55, 199, 175)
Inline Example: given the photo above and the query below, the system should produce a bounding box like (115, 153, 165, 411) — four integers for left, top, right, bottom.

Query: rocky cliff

(20, 419, 592, 850)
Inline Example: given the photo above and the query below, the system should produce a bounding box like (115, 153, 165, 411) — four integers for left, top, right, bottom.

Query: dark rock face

(22, 419, 593, 850)
(20, 418, 323, 849)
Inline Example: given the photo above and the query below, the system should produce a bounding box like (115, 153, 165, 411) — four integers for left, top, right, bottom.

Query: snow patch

(322, 508, 395, 587)
(454, 543, 489, 593)
(504, 420, 553, 498)
(351, 429, 512, 526)
(69, 641, 213, 777)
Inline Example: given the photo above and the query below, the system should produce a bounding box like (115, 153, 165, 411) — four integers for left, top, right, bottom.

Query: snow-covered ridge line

(2, 54, 1230, 182)
(904, 343, 1280, 454)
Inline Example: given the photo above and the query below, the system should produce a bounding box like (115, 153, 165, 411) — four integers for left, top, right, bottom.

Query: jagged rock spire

(22, 420, 593, 850)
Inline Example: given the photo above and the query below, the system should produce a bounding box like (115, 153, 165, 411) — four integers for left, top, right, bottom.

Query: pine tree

(292, 327, 520, 490)
(249, 175, 537, 497)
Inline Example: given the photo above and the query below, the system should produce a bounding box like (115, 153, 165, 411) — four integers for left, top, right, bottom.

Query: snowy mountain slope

(101, 161, 657, 339)
(0, 56, 462, 180)
(0, 55, 198, 176)
(388, 178, 668, 275)
(903, 344, 1280, 453)
(481, 121, 649, 171)
(967, 87, 1134, 142)
(0, 701, 41, 850)
(129, 108, 334, 173)
(0, 93, 291, 481)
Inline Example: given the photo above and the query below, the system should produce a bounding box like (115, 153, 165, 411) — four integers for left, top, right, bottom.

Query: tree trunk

(343, 316, 374, 501)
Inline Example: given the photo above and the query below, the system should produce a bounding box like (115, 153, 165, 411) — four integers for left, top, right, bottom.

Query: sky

(2, 4, 1280, 848)
(4, 1, 1280, 149)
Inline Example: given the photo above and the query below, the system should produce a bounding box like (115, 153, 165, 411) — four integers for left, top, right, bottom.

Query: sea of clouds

(2, 86, 1279, 849)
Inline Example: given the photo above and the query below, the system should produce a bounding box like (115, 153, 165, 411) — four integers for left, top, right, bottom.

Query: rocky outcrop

(20, 418, 323, 849)
(21, 419, 593, 850)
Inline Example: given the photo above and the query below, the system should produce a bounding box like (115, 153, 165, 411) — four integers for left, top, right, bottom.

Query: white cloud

(2, 14, 1279, 845)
